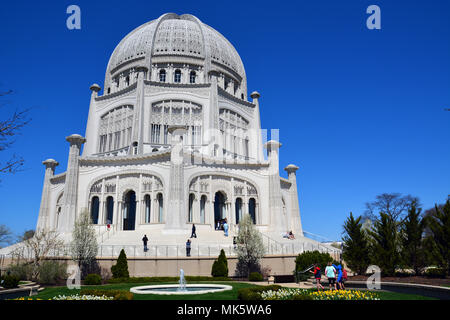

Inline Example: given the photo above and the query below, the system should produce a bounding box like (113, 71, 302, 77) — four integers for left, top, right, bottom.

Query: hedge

(248, 272, 263, 282)
(0, 275, 20, 289)
(107, 276, 232, 284)
(84, 273, 102, 285)
(237, 285, 282, 300)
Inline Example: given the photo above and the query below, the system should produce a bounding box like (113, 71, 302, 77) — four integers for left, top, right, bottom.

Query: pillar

(60, 134, 86, 232)
(284, 164, 304, 236)
(164, 125, 188, 233)
(264, 140, 286, 233)
(250, 91, 264, 162)
(36, 159, 59, 231)
(83, 84, 101, 156)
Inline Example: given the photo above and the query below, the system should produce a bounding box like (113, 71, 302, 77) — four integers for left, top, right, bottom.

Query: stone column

(164, 125, 188, 233)
(264, 140, 286, 233)
(284, 164, 304, 236)
(130, 67, 147, 155)
(83, 84, 101, 156)
(250, 91, 264, 162)
(60, 134, 86, 233)
(36, 159, 59, 231)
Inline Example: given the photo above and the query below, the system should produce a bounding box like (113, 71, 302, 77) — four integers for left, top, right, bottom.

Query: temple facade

(35, 13, 304, 245)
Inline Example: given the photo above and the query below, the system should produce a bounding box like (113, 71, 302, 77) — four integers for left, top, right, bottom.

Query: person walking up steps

(325, 262, 337, 290)
(142, 234, 148, 252)
(190, 224, 197, 238)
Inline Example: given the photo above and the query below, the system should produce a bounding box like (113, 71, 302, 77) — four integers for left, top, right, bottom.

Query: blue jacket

(336, 265, 343, 281)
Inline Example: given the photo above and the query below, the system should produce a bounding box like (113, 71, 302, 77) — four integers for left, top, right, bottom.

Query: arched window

(123, 191, 136, 230)
(157, 193, 163, 222)
(106, 196, 114, 224)
(90, 196, 100, 224)
(125, 76, 130, 86)
(248, 198, 256, 224)
(56, 207, 61, 229)
(235, 198, 243, 224)
(190, 71, 196, 84)
(188, 194, 195, 222)
(174, 69, 182, 83)
(200, 195, 206, 224)
(159, 69, 166, 82)
(144, 194, 151, 223)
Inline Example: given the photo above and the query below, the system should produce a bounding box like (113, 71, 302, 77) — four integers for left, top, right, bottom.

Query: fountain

(130, 269, 232, 295)
(177, 269, 187, 292)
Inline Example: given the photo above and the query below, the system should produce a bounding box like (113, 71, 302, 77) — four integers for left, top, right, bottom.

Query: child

(340, 266, 348, 290)
(312, 264, 324, 291)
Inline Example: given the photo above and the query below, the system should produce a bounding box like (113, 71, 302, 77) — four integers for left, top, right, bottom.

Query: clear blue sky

(0, 0, 449, 241)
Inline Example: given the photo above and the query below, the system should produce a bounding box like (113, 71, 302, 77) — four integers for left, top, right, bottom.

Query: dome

(104, 13, 246, 93)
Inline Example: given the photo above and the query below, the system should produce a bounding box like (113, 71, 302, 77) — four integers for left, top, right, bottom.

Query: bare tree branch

(364, 193, 419, 222)
(0, 89, 31, 179)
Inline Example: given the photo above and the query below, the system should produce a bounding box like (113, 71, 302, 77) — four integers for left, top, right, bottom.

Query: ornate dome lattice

(104, 13, 246, 89)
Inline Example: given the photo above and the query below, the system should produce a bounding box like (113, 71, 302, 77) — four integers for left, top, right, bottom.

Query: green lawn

(33, 281, 259, 300)
(376, 291, 437, 300)
(31, 282, 436, 300)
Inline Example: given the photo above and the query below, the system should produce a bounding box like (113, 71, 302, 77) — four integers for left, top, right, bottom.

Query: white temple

(11, 13, 331, 254)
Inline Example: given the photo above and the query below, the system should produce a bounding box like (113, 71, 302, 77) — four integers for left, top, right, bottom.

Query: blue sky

(0, 0, 449, 241)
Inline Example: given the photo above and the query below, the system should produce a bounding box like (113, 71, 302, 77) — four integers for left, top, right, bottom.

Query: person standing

(339, 265, 347, 290)
(186, 239, 191, 257)
(142, 234, 149, 252)
(223, 219, 228, 237)
(336, 264, 343, 290)
(325, 262, 337, 290)
(191, 224, 197, 238)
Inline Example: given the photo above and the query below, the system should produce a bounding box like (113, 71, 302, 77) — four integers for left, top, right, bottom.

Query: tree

(367, 212, 400, 276)
(0, 224, 14, 248)
(294, 250, 333, 281)
(400, 201, 426, 275)
(211, 249, 228, 277)
(71, 209, 99, 278)
(235, 214, 265, 278)
(0, 89, 30, 180)
(19, 230, 35, 242)
(111, 249, 129, 278)
(425, 200, 450, 275)
(342, 212, 370, 275)
(22, 230, 64, 280)
(365, 193, 418, 222)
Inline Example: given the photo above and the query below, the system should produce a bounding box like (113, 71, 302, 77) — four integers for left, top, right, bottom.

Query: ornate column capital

(66, 134, 86, 146)
(42, 158, 59, 169)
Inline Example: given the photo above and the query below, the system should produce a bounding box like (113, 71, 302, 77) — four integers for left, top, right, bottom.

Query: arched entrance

(123, 190, 136, 230)
(214, 191, 226, 229)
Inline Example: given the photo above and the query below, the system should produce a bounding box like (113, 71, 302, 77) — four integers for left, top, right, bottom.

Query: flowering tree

(235, 213, 265, 277)
(71, 209, 99, 278)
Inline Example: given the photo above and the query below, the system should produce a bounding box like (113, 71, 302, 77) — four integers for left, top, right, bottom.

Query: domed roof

(104, 13, 246, 87)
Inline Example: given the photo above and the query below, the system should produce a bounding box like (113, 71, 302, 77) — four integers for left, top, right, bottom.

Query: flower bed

(51, 294, 114, 300)
(260, 289, 379, 301)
